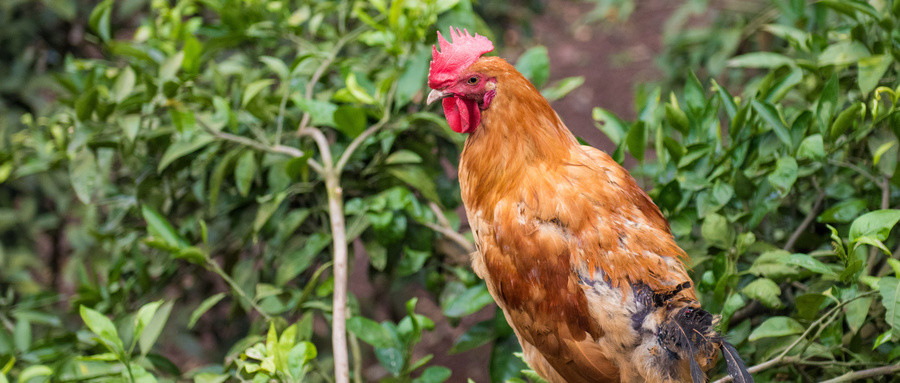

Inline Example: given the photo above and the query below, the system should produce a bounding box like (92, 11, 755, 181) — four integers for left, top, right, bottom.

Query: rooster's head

(427, 27, 496, 134)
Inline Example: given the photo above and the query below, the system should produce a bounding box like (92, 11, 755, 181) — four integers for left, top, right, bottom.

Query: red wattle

(442, 96, 480, 134)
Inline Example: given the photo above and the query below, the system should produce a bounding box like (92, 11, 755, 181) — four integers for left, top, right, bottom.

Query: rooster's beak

(427, 89, 450, 105)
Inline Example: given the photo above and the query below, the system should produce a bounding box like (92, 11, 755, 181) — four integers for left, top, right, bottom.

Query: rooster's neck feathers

(459, 57, 579, 211)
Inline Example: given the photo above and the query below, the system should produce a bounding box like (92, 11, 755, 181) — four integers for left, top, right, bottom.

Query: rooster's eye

(467, 76, 479, 85)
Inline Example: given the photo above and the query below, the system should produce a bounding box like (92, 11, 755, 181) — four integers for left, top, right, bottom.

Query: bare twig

(829, 160, 880, 184)
(421, 220, 474, 254)
(349, 333, 363, 383)
(335, 82, 399, 174)
(866, 176, 891, 274)
(206, 258, 271, 321)
(783, 189, 825, 252)
(197, 117, 324, 174)
(818, 363, 900, 383)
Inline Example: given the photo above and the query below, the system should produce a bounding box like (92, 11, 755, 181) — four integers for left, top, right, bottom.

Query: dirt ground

(388, 1, 678, 380)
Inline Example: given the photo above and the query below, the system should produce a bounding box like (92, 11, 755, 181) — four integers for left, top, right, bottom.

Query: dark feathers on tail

(659, 307, 715, 383)
(719, 341, 753, 383)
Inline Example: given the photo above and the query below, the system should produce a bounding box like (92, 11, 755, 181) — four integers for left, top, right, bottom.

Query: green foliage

(0, 0, 588, 381)
(597, 0, 900, 379)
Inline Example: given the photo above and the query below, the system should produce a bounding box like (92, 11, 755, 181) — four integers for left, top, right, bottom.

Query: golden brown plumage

(427, 28, 752, 383)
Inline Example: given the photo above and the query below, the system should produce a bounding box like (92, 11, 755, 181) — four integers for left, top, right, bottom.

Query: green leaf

(625, 122, 647, 162)
(878, 277, 900, 338)
(818, 0, 880, 19)
(845, 297, 872, 334)
(112, 66, 136, 103)
(79, 306, 124, 355)
(849, 209, 900, 242)
(134, 301, 163, 344)
(442, 284, 493, 318)
(17, 366, 52, 383)
(242, 79, 275, 108)
(413, 366, 452, 383)
(347, 317, 396, 348)
(276, 232, 331, 285)
(88, 0, 112, 41)
(873, 330, 892, 349)
(817, 74, 839, 135)
(796, 293, 827, 320)
(701, 213, 733, 248)
(830, 102, 863, 140)
(748, 316, 804, 341)
(541, 76, 584, 101)
(748, 250, 798, 278)
(819, 199, 867, 223)
(727, 52, 794, 68)
(387, 165, 440, 203)
(158, 132, 214, 172)
(664, 104, 690, 135)
(13, 319, 30, 353)
(292, 97, 337, 127)
(260, 56, 289, 79)
(345, 73, 376, 104)
(767, 157, 798, 194)
(396, 47, 430, 105)
(375, 345, 405, 376)
(188, 293, 226, 329)
(797, 134, 825, 160)
(858, 55, 891, 95)
(741, 278, 782, 308)
(208, 150, 239, 212)
(160, 51, 185, 81)
(235, 151, 257, 197)
(592, 107, 627, 143)
(385, 150, 422, 165)
(69, 149, 99, 204)
(787, 253, 838, 277)
(397, 247, 430, 276)
(333, 105, 367, 138)
(515, 46, 550, 88)
(75, 87, 98, 121)
(751, 99, 792, 148)
(139, 300, 173, 356)
(254, 192, 287, 233)
(449, 320, 494, 354)
(142, 205, 189, 249)
(819, 41, 871, 66)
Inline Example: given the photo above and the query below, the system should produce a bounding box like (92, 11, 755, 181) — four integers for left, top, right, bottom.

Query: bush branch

(783, 189, 825, 252)
(818, 363, 900, 383)
(197, 118, 324, 174)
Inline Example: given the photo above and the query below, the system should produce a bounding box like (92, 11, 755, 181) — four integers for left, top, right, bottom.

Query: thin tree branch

(818, 363, 900, 383)
(421, 221, 474, 254)
(335, 81, 399, 174)
(197, 118, 324, 174)
(206, 258, 271, 321)
(866, 176, 891, 274)
(783, 189, 825, 252)
(829, 160, 880, 184)
(325, 172, 349, 383)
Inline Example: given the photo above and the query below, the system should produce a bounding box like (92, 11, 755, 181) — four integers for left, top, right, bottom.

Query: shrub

(595, 0, 900, 379)
(0, 0, 585, 382)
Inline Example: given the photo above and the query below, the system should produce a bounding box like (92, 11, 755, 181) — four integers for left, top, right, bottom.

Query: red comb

(428, 27, 494, 89)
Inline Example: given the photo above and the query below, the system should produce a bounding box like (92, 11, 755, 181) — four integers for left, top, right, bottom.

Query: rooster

(426, 28, 752, 383)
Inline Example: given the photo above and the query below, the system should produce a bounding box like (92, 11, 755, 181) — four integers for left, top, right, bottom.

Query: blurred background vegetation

(2, 0, 900, 382)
